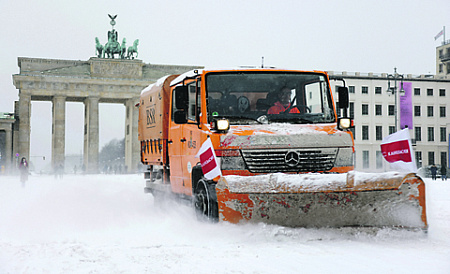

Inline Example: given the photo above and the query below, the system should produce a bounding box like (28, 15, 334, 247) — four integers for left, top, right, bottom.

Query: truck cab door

(168, 80, 202, 196)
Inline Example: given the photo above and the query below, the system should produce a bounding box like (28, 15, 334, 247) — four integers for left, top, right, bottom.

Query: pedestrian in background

(441, 165, 447, 181)
(430, 165, 438, 180)
(18, 157, 29, 187)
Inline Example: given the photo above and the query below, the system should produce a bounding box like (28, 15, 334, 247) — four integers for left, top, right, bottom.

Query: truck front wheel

(193, 179, 218, 222)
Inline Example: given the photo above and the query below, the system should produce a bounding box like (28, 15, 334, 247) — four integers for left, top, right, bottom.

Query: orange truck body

(138, 68, 427, 229)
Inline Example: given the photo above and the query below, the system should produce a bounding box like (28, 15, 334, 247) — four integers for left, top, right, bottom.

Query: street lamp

(387, 67, 405, 132)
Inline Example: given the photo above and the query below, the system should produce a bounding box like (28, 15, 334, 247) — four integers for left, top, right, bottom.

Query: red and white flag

(380, 128, 417, 172)
(435, 28, 444, 40)
(195, 137, 222, 180)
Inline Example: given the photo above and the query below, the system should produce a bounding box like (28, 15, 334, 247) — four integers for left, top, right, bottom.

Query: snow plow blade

(216, 172, 427, 229)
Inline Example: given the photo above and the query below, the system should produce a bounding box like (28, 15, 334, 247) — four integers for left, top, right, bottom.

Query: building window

(427, 106, 433, 117)
(440, 127, 447, 142)
(349, 86, 355, 94)
(414, 106, 421, 117)
(362, 104, 369, 115)
(428, 127, 434, 142)
(362, 86, 368, 94)
(416, 151, 422, 168)
(428, 151, 435, 165)
(414, 88, 420, 96)
(415, 127, 421, 141)
(439, 64, 444, 73)
(389, 126, 395, 135)
(388, 105, 395, 116)
(363, 150, 369, 169)
(349, 102, 354, 118)
(439, 89, 446, 96)
(376, 151, 383, 169)
(376, 126, 382, 140)
(362, 125, 369, 140)
(441, 152, 448, 168)
(375, 87, 382, 94)
(427, 88, 433, 96)
(440, 106, 446, 117)
(375, 105, 382, 116)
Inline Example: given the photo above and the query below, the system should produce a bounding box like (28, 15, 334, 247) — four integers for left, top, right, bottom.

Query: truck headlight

(338, 118, 352, 130)
(211, 118, 230, 132)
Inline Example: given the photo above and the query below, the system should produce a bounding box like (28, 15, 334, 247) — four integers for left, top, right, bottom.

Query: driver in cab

(267, 87, 300, 114)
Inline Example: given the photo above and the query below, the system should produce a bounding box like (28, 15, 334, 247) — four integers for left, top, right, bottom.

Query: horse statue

(103, 29, 122, 58)
(120, 38, 127, 59)
(95, 37, 103, 58)
(127, 39, 139, 59)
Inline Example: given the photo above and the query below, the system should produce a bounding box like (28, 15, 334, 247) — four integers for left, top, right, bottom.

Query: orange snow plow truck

(138, 68, 427, 229)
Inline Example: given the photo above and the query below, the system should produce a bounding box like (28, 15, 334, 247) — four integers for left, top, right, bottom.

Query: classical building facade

(0, 112, 16, 174)
(332, 40, 450, 171)
(11, 57, 200, 173)
(329, 70, 450, 171)
(436, 40, 450, 76)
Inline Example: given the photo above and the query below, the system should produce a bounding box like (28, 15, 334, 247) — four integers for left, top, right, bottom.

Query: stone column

(124, 98, 140, 173)
(83, 97, 99, 173)
(18, 93, 31, 164)
(4, 128, 12, 173)
(52, 96, 66, 171)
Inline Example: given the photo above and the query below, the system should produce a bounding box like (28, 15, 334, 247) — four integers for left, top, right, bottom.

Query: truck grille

(241, 148, 337, 173)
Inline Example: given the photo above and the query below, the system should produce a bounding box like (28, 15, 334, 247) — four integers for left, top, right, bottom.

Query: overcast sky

(0, 0, 448, 168)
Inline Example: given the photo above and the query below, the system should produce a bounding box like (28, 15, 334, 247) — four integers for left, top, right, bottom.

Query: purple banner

(399, 82, 413, 129)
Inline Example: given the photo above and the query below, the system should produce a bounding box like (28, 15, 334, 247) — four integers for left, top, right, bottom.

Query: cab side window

(187, 81, 201, 122)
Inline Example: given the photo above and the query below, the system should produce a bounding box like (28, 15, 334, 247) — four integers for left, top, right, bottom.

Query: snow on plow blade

(216, 172, 427, 229)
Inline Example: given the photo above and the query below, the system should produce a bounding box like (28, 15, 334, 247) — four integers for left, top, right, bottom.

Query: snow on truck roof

(170, 69, 204, 86)
(140, 74, 172, 95)
(168, 67, 312, 87)
(141, 67, 328, 94)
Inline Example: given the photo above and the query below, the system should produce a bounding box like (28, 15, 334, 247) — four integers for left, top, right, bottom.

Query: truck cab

(140, 68, 353, 198)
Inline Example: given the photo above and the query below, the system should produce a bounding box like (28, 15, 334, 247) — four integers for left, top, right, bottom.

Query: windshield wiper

(210, 115, 266, 124)
(267, 115, 315, 124)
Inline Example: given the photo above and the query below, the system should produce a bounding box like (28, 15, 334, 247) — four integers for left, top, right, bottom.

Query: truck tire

(193, 179, 218, 222)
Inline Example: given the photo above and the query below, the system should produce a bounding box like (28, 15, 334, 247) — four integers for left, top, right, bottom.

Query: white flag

(195, 138, 222, 180)
(380, 128, 417, 172)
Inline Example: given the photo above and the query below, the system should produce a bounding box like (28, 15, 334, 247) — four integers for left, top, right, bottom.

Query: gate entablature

(14, 58, 147, 106)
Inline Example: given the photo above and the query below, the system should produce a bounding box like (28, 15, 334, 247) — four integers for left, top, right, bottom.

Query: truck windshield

(205, 71, 336, 124)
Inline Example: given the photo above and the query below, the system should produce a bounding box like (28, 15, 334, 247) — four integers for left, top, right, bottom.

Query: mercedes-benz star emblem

(285, 151, 300, 167)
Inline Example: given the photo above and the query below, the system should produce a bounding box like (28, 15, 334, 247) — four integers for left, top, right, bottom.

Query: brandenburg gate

(12, 57, 198, 173)
(10, 15, 199, 173)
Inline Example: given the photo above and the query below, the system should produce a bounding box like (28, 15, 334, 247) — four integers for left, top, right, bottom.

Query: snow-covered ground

(0, 174, 449, 273)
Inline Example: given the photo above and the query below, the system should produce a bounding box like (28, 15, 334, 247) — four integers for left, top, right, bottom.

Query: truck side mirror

(173, 110, 187, 124)
(174, 86, 188, 110)
(338, 86, 349, 109)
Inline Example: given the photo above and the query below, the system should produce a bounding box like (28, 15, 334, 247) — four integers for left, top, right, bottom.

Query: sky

(0, 0, 448, 168)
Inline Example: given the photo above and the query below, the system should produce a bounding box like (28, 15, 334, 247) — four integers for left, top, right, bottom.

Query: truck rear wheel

(193, 179, 218, 222)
